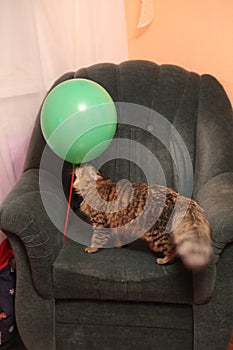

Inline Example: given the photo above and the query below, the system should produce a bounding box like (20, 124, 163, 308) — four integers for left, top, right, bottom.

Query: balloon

(40, 79, 117, 164)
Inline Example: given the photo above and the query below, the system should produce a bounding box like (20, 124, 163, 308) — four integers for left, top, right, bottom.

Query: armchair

(0, 60, 233, 350)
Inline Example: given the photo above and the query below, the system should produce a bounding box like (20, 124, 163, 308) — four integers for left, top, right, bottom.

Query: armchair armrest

(195, 172, 233, 262)
(0, 169, 64, 298)
(192, 173, 233, 304)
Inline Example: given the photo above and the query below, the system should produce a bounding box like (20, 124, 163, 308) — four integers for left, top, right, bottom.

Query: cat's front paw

(85, 246, 100, 254)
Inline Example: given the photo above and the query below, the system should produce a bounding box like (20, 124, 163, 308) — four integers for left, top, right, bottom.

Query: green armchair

(1, 60, 233, 349)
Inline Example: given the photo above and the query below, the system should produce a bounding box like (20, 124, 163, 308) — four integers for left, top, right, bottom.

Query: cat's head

(73, 164, 104, 195)
(74, 164, 103, 181)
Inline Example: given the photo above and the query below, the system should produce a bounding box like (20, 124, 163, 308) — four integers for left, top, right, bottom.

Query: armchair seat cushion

(53, 238, 193, 304)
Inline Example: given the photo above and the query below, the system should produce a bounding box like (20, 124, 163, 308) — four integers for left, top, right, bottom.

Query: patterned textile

(0, 239, 17, 349)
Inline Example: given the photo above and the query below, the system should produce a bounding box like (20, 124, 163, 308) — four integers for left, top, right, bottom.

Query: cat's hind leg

(149, 242, 176, 265)
(156, 251, 176, 265)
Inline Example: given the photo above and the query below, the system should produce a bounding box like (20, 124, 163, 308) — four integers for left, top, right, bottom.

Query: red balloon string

(63, 168, 75, 243)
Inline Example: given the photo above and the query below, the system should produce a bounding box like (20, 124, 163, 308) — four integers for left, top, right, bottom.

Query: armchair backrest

(24, 60, 233, 196)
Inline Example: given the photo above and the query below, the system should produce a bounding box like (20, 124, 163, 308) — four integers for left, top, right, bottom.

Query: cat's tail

(171, 198, 212, 270)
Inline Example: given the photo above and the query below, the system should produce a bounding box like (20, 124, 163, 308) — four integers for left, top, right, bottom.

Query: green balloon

(40, 79, 117, 164)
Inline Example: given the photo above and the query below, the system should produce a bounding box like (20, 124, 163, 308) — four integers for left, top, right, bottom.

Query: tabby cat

(73, 164, 212, 270)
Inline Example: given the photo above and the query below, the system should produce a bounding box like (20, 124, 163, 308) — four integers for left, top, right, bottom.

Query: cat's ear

(96, 169, 104, 180)
(90, 170, 103, 181)
(86, 164, 103, 180)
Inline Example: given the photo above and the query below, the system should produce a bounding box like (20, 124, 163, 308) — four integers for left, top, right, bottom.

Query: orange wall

(124, 0, 233, 106)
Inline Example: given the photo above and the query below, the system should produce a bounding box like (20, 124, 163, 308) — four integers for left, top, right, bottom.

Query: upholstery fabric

(53, 239, 193, 303)
(56, 301, 192, 350)
(0, 60, 233, 350)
